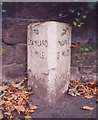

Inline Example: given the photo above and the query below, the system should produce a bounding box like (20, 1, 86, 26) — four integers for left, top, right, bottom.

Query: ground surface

(30, 93, 96, 118)
(29, 49, 97, 119)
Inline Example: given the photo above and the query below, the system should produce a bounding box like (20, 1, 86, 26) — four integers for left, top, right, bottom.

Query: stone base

(28, 74, 70, 104)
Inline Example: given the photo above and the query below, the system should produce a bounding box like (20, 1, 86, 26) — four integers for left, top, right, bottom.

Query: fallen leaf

(0, 111, 3, 119)
(71, 44, 77, 48)
(14, 105, 25, 114)
(74, 92, 80, 96)
(29, 105, 37, 113)
(82, 106, 94, 111)
(25, 115, 32, 119)
(68, 79, 96, 99)
(85, 95, 94, 99)
(0, 100, 5, 106)
(4, 112, 12, 116)
(0, 85, 8, 91)
(68, 92, 77, 96)
(96, 98, 98, 103)
(0, 76, 37, 119)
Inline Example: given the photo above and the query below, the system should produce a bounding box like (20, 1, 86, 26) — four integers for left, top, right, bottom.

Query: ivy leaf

(77, 12, 81, 16)
(80, 22, 84, 25)
(85, 10, 89, 14)
(83, 15, 87, 19)
(73, 21, 77, 26)
(77, 23, 84, 27)
(75, 18, 79, 22)
(81, 8, 84, 11)
(58, 13, 62, 17)
(32, 19, 40, 23)
(2, 10, 6, 13)
(69, 9, 74, 13)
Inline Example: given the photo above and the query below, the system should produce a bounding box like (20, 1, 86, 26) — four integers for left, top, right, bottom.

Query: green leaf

(83, 15, 87, 19)
(85, 10, 89, 14)
(2, 10, 6, 13)
(69, 9, 74, 13)
(84, 48, 89, 52)
(77, 12, 81, 16)
(75, 18, 79, 22)
(32, 19, 40, 23)
(59, 13, 63, 17)
(73, 21, 77, 26)
(77, 24, 82, 27)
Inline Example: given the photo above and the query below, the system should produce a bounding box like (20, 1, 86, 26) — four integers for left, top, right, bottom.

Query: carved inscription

(28, 29, 70, 60)
(28, 39, 70, 59)
(58, 39, 69, 46)
(28, 39, 48, 47)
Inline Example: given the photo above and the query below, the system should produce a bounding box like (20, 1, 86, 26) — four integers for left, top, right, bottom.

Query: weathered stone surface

(2, 43, 15, 65)
(28, 21, 71, 104)
(70, 66, 80, 81)
(3, 21, 29, 44)
(70, 66, 96, 82)
(15, 44, 27, 64)
(2, 63, 26, 82)
(2, 18, 17, 30)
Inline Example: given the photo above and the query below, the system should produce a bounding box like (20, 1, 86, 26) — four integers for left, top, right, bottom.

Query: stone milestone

(27, 21, 72, 104)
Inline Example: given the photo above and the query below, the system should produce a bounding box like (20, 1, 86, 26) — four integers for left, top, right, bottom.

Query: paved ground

(30, 93, 96, 118)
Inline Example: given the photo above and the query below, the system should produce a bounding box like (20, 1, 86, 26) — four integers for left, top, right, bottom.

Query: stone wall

(2, 19, 30, 82)
(2, 3, 96, 83)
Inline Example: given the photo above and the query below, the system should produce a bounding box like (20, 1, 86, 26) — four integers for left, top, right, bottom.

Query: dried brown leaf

(4, 112, 12, 116)
(82, 106, 94, 111)
(0, 85, 8, 91)
(25, 115, 32, 119)
(14, 105, 25, 114)
(85, 95, 94, 99)
(0, 111, 3, 119)
(0, 77, 36, 119)
(68, 80, 96, 98)
(96, 98, 98, 103)
(0, 100, 5, 106)
(74, 92, 80, 96)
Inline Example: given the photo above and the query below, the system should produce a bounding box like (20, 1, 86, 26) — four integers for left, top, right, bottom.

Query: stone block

(15, 44, 27, 64)
(3, 21, 28, 45)
(2, 43, 15, 65)
(27, 21, 72, 104)
(2, 63, 26, 82)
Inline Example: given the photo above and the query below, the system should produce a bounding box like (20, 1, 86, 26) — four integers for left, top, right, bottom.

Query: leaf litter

(0, 76, 37, 119)
(68, 79, 96, 98)
(68, 79, 97, 111)
(0, 76, 97, 118)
